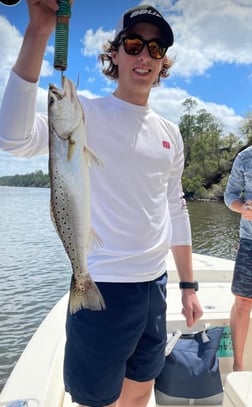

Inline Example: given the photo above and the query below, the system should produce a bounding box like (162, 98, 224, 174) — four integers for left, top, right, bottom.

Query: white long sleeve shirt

(0, 71, 192, 282)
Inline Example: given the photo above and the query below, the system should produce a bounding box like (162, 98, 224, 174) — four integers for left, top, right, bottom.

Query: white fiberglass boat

(1, 253, 252, 407)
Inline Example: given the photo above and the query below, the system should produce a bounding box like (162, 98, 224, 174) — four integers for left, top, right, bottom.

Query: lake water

(0, 186, 240, 392)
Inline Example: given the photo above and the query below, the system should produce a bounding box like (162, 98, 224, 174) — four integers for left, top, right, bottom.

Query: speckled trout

(48, 77, 105, 313)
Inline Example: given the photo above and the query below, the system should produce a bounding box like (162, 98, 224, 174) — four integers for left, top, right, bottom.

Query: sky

(0, 0, 252, 176)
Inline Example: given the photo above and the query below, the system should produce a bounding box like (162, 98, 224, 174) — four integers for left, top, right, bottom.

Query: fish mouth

(48, 76, 76, 105)
(48, 83, 65, 107)
(49, 83, 64, 99)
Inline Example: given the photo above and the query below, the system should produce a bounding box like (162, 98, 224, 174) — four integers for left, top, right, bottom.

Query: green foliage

(240, 111, 252, 143)
(0, 170, 49, 188)
(182, 172, 207, 199)
(180, 98, 248, 200)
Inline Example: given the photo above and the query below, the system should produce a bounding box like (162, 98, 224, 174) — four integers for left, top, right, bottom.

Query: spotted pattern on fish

(48, 77, 105, 313)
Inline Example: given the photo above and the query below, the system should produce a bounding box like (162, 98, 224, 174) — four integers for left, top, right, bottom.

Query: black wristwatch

(179, 281, 199, 291)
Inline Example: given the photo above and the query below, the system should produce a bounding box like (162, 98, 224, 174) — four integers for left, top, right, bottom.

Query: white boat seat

(223, 371, 252, 407)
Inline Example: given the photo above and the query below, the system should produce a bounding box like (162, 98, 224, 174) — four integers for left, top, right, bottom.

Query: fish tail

(69, 275, 106, 314)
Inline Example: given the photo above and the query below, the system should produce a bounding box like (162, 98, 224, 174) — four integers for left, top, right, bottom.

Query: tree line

(0, 170, 49, 188)
(180, 98, 252, 200)
(0, 98, 251, 200)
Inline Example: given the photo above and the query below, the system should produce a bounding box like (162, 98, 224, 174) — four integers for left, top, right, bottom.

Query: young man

(224, 146, 252, 372)
(0, 1, 203, 406)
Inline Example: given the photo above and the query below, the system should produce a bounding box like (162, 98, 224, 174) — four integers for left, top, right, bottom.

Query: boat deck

(1, 253, 252, 407)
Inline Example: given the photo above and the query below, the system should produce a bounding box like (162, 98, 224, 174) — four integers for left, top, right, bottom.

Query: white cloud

(0, 15, 54, 112)
(36, 87, 48, 113)
(150, 0, 252, 77)
(0, 16, 22, 82)
(81, 27, 115, 56)
(150, 86, 243, 136)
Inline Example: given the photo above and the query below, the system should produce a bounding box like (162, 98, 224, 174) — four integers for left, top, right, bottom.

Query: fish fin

(67, 137, 76, 161)
(69, 275, 106, 313)
(84, 146, 103, 167)
(88, 228, 103, 252)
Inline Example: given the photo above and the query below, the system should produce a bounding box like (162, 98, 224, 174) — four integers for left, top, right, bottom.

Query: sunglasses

(118, 35, 167, 60)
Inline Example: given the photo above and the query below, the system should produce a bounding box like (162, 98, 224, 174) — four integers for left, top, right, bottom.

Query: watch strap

(179, 281, 199, 291)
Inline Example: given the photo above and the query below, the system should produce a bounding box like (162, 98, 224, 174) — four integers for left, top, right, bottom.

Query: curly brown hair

(98, 36, 174, 87)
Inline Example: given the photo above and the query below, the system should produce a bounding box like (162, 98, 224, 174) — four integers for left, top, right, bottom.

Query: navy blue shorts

(64, 273, 167, 407)
(232, 238, 252, 298)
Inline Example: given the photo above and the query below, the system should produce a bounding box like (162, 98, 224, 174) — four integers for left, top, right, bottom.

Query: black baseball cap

(115, 5, 174, 47)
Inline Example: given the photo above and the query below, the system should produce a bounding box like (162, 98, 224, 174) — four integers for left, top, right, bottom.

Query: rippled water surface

(0, 187, 70, 391)
(0, 187, 240, 391)
(188, 200, 240, 260)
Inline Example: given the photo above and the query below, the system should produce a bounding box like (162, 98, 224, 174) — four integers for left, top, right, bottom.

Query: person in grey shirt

(224, 145, 252, 371)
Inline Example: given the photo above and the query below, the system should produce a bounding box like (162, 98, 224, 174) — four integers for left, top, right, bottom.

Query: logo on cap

(130, 9, 162, 19)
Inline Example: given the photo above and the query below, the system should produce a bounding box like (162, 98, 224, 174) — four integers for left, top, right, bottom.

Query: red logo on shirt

(162, 141, 170, 149)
